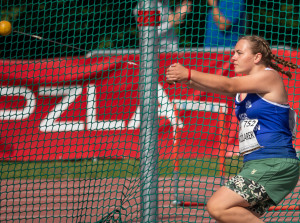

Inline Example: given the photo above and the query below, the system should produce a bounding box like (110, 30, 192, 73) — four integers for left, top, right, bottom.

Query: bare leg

(206, 186, 264, 223)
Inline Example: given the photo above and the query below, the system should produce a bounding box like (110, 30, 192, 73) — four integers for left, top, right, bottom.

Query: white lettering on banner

(0, 86, 36, 120)
(86, 84, 125, 130)
(127, 106, 140, 129)
(173, 99, 227, 113)
(0, 84, 227, 132)
(127, 84, 183, 130)
(158, 84, 183, 128)
(39, 86, 85, 132)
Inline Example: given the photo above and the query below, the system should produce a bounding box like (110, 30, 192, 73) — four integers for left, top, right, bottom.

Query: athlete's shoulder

(255, 67, 279, 79)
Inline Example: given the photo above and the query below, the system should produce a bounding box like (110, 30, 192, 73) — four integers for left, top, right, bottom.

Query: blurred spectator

(134, 0, 192, 51)
(205, 0, 246, 47)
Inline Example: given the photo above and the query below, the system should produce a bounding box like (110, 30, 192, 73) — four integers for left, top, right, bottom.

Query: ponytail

(239, 35, 298, 78)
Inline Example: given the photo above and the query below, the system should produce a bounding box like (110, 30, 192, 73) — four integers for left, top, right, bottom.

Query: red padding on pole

(268, 205, 300, 211)
(137, 10, 161, 26)
(178, 202, 300, 212)
(179, 201, 205, 207)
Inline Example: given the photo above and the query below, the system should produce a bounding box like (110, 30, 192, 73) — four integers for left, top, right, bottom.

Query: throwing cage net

(0, 0, 299, 222)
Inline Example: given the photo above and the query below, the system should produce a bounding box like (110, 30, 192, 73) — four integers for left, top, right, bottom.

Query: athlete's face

(231, 39, 260, 74)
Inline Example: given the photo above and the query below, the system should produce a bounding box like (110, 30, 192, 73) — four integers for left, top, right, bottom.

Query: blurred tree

(0, 0, 138, 58)
(246, 0, 300, 49)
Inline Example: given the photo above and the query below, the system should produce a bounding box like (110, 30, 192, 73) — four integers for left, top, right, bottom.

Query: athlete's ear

(254, 53, 262, 64)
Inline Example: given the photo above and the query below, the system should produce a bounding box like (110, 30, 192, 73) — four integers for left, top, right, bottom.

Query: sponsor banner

(0, 51, 299, 160)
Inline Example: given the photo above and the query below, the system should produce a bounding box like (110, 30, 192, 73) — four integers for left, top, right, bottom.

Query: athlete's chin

(234, 68, 241, 73)
(234, 67, 245, 74)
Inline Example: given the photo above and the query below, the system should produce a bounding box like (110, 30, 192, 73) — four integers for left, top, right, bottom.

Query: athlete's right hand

(165, 63, 189, 85)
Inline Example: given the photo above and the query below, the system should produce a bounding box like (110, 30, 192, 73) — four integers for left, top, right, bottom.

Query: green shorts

(225, 158, 299, 215)
(226, 175, 274, 215)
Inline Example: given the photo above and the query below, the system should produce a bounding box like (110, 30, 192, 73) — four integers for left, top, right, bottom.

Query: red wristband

(188, 68, 191, 81)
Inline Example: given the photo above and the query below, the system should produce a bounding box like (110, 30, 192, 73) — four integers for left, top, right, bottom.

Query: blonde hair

(239, 35, 298, 78)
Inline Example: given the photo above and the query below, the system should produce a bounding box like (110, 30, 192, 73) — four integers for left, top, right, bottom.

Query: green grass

(0, 157, 243, 179)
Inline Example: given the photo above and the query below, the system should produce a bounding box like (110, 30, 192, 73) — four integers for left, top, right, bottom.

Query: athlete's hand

(165, 63, 189, 85)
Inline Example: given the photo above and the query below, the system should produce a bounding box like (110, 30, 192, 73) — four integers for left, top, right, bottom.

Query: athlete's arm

(166, 63, 282, 98)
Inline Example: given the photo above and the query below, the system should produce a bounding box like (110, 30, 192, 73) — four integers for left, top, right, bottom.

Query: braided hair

(239, 35, 298, 78)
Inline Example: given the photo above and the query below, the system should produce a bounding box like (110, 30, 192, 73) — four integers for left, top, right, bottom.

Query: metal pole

(138, 0, 159, 222)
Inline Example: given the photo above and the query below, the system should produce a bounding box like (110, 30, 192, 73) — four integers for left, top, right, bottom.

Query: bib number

(239, 119, 261, 155)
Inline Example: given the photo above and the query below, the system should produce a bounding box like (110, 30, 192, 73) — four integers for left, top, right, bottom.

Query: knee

(206, 198, 224, 221)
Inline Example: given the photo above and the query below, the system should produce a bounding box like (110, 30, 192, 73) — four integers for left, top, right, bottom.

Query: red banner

(0, 51, 299, 161)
